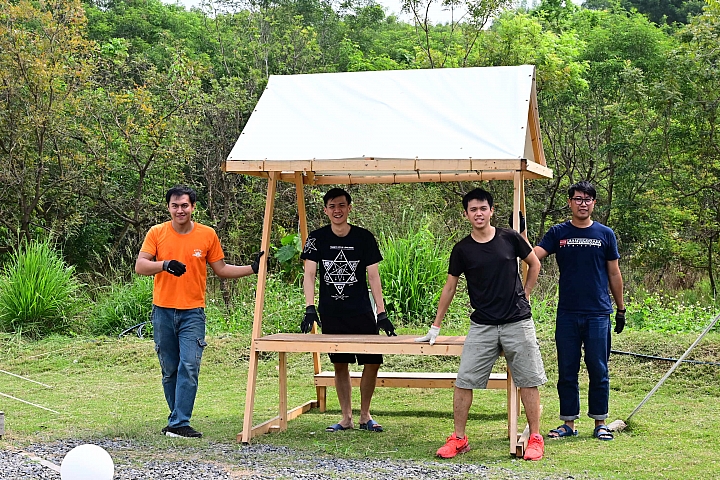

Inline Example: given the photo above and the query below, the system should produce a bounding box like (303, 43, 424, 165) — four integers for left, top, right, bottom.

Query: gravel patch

(1, 439, 575, 479)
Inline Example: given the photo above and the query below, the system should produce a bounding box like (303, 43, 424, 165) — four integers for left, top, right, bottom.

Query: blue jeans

(152, 306, 207, 428)
(555, 311, 611, 421)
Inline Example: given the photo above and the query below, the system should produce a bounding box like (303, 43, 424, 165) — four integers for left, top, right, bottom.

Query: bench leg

(240, 348, 261, 443)
(317, 385, 327, 412)
(507, 367, 521, 455)
(279, 352, 288, 431)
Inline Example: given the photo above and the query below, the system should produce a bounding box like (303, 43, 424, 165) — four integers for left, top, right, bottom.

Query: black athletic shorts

(320, 311, 383, 365)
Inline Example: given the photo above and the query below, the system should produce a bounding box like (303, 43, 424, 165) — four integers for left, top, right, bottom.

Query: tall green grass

(625, 291, 719, 333)
(0, 239, 82, 338)
(88, 275, 154, 336)
(378, 227, 449, 325)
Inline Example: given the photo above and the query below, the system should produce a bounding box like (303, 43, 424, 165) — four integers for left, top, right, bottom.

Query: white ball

(60, 444, 115, 480)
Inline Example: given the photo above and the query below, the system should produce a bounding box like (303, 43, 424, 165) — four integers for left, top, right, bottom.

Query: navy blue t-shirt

(449, 228, 532, 325)
(537, 221, 620, 314)
(300, 224, 382, 317)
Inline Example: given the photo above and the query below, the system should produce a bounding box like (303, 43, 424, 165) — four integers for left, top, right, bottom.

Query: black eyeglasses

(570, 197, 595, 205)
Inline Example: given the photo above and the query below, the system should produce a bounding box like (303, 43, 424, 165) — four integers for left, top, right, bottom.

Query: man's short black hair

(166, 185, 197, 205)
(567, 181, 596, 200)
(323, 188, 352, 206)
(462, 188, 494, 211)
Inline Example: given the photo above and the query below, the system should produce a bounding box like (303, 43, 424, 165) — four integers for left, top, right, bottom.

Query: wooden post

(294, 171, 324, 402)
(240, 172, 278, 444)
(279, 352, 288, 431)
(507, 368, 519, 453)
(513, 171, 529, 280)
(511, 170, 527, 456)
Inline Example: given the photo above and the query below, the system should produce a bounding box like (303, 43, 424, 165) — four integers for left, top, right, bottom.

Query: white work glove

(414, 325, 441, 345)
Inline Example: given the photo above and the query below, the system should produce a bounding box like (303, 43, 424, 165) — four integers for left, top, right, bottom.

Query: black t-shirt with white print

(301, 224, 383, 317)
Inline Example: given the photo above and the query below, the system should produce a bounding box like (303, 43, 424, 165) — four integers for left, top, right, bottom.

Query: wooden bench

(241, 333, 530, 456)
(314, 371, 510, 412)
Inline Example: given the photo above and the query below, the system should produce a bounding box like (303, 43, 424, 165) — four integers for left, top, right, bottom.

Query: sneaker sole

(437, 444, 471, 458)
(164, 431, 202, 438)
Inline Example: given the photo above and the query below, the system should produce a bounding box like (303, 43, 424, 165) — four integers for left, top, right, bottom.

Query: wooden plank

(254, 334, 466, 356)
(516, 423, 530, 457)
(314, 371, 508, 390)
(223, 160, 265, 172)
(507, 369, 520, 455)
(311, 159, 417, 172)
(308, 170, 552, 185)
(294, 172, 322, 375)
(279, 352, 288, 431)
(524, 160, 553, 179)
(513, 170, 522, 238)
(527, 75, 547, 167)
(238, 400, 317, 442)
(515, 404, 542, 457)
(414, 159, 473, 171)
(241, 172, 278, 444)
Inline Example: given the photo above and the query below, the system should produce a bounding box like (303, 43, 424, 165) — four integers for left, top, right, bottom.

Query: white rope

(0, 392, 60, 414)
(0, 369, 53, 388)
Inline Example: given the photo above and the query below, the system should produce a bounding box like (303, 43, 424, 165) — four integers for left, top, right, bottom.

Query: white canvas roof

(224, 65, 550, 184)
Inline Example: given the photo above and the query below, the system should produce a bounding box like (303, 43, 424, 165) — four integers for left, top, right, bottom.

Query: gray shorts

(456, 318, 547, 389)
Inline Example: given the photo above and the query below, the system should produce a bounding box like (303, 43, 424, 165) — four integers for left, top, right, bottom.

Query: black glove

(614, 308, 626, 334)
(508, 211, 526, 233)
(163, 260, 186, 277)
(301, 305, 320, 333)
(250, 251, 265, 274)
(376, 312, 397, 337)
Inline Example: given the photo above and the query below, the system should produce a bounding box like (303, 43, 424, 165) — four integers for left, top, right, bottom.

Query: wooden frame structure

(223, 65, 552, 456)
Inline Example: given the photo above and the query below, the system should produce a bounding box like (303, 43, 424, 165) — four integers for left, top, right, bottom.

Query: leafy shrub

(89, 275, 153, 336)
(0, 240, 82, 338)
(273, 231, 303, 285)
(378, 227, 449, 325)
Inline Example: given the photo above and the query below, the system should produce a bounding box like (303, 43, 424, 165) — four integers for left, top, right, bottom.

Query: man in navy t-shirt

(534, 181, 626, 442)
(300, 188, 395, 434)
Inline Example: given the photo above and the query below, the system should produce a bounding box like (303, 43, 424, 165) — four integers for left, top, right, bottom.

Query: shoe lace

(527, 434, 543, 448)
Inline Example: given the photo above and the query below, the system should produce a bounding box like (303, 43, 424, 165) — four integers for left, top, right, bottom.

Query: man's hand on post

(163, 260, 186, 277)
(614, 308, 626, 334)
(376, 312, 397, 336)
(251, 251, 265, 274)
(301, 305, 320, 334)
(508, 211, 526, 233)
(414, 325, 440, 345)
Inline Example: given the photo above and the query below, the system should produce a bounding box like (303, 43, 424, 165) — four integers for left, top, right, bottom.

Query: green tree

(0, 0, 95, 252)
(401, 0, 513, 67)
(654, 0, 720, 292)
(76, 43, 202, 265)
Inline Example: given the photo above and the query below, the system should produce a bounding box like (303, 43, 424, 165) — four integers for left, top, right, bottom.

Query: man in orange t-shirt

(135, 185, 263, 438)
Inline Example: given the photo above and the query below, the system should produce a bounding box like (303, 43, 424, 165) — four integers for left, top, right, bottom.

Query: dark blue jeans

(152, 306, 207, 428)
(555, 311, 611, 421)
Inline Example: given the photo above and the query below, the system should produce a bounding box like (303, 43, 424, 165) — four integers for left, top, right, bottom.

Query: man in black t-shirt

(300, 188, 395, 433)
(416, 188, 547, 461)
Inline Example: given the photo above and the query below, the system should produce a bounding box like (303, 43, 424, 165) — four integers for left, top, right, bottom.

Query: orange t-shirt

(140, 221, 224, 309)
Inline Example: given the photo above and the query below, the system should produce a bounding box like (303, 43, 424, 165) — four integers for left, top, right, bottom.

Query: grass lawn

(1, 327, 719, 479)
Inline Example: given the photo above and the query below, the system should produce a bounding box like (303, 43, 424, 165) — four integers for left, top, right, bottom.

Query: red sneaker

(523, 433, 544, 461)
(436, 434, 470, 458)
